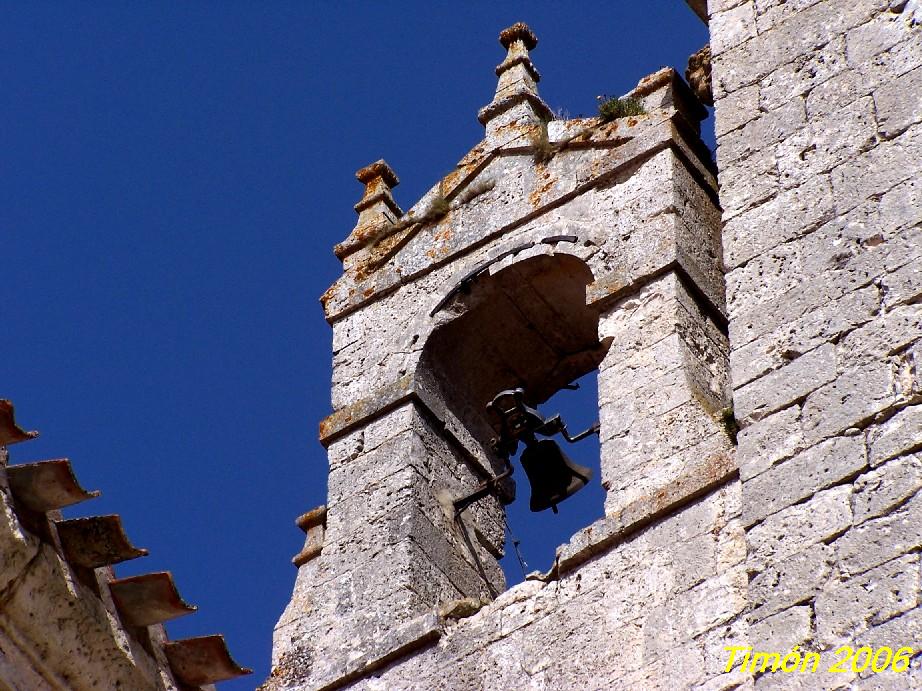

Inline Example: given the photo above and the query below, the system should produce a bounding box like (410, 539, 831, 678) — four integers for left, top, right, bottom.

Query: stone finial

(334, 159, 403, 262)
(499, 22, 537, 50)
(686, 44, 713, 107)
(478, 22, 552, 138)
(356, 160, 399, 190)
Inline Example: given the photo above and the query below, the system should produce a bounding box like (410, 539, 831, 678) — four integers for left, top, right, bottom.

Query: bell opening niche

(420, 252, 609, 586)
(500, 370, 604, 582)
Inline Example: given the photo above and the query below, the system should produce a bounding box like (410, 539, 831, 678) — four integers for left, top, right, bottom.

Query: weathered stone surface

(710, 3, 757, 56)
(722, 171, 834, 270)
(0, 442, 202, 691)
(849, 665, 922, 691)
(729, 221, 920, 339)
(757, 35, 849, 112)
(853, 606, 922, 654)
(709, 6, 922, 691)
(558, 466, 739, 577)
(717, 146, 780, 219)
(641, 567, 748, 656)
(852, 453, 922, 523)
(867, 404, 922, 466)
(730, 285, 878, 388)
(0, 543, 167, 691)
(776, 96, 877, 190)
(751, 0, 825, 33)
(713, 83, 758, 137)
(747, 486, 852, 572)
(742, 435, 866, 526)
(837, 303, 922, 368)
(271, 10, 922, 690)
(733, 343, 835, 423)
(881, 255, 922, 308)
(698, 624, 754, 684)
(755, 667, 855, 691)
(845, 6, 915, 67)
(728, 224, 921, 353)
(749, 543, 835, 621)
(0, 477, 40, 595)
(834, 489, 922, 577)
(718, 96, 806, 168)
(876, 64, 922, 138)
(831, 124, 922, 212)
(800, 360, 911, 445)
(321, 485, 744, 690)
(713, 0, 885, 97)
(709, 0, 748, 14)
(815, 554, 920, 646)
(748, 605, 812, 651)
(737, 404, 805, 480)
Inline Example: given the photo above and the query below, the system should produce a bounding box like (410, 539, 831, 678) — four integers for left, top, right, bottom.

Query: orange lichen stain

(495, 121, 533, 142)
(632, 67, 674, 97)
(590, 157, 602, 178)
(459, 142, 487, 167)
(627, 118, 638, 127)
(426, 221, 454, 259)
(599, 120, 621, 138)
(334, 219, 391, 260)
(433, 222, 453, 243)
(320, 283, 339, 308)
(347, 227, 411, 281)
(528, 169, 557, 209)
(442, 167, 466, 191)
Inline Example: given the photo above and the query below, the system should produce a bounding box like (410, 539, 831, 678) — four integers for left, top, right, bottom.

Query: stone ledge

(319, 373, 415, 447)
(318, 374, 494, 481)
(587, 258, 728, 329)
(313, 612, 442, 691)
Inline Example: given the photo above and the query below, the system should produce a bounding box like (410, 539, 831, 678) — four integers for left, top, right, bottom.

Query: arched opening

(500, 370, 604, 582)
(421, 251, 609, 585)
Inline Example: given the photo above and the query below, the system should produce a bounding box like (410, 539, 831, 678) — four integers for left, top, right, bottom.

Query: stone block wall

(353, 484, 746, 691)
(710, 0, 922, 686)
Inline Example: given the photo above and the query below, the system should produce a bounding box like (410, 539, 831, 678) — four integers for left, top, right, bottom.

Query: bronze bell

(520, 439, 593, 513)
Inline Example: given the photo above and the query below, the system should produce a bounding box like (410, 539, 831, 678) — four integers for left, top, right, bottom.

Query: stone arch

(419, 251, 610, 485)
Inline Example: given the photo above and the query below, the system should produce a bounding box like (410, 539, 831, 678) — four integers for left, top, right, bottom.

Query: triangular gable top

(321, 26, 711, 325)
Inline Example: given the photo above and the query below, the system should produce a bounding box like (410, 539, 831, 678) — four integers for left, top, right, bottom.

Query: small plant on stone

(596, 94, 646, 122)
(720, 406, 740, 445)
(530, 124, 555, 164)
(427, 194, 450, 221)
(455, 178, 495, 205)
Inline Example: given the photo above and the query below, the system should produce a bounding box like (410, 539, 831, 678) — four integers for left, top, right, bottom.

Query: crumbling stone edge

(313, 612, 442, 691)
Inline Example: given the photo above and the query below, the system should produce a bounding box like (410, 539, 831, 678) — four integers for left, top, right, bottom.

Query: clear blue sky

(2, 3, 708, 688)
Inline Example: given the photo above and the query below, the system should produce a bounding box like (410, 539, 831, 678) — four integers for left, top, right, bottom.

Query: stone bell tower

(265, 23, 741, 691)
